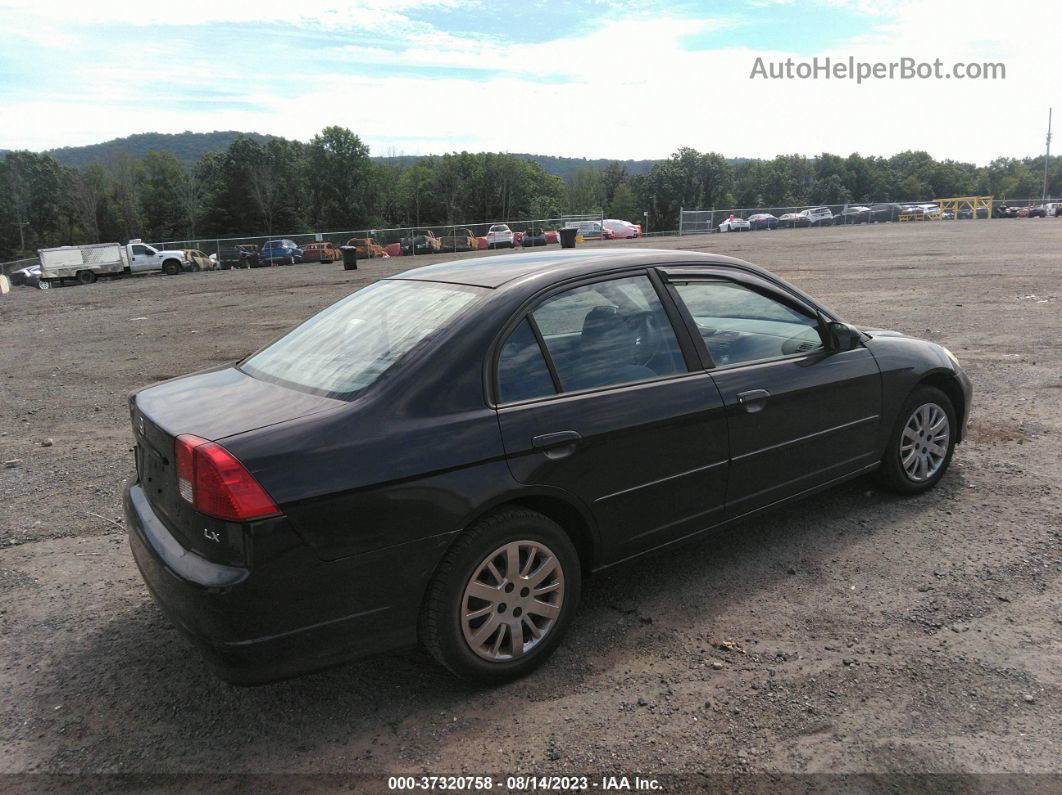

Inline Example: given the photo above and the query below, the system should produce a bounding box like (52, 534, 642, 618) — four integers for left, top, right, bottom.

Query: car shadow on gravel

(30, 471, 963, 772)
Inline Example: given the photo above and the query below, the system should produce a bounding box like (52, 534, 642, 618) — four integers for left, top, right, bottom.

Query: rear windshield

(241, 280, 485, 399)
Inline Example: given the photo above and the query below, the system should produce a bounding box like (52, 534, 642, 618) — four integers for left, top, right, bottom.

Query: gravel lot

(1, 221, 1060, 782)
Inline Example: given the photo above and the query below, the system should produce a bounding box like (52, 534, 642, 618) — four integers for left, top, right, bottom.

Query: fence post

(679, 207, 683, 236)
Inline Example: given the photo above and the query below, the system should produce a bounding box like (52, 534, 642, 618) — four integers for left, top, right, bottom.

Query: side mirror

(828, 321, 862, 351)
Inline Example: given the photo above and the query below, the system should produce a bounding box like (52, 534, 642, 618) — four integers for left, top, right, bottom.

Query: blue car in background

(260, 239, 304, 265)
(748, 213, 779, 230)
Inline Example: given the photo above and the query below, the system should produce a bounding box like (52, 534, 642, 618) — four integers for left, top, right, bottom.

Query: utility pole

(1043, 107, 1053, 205)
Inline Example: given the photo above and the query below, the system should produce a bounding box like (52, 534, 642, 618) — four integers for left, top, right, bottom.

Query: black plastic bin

(559, 227, 578, 248)
(340, 245, 358, 270)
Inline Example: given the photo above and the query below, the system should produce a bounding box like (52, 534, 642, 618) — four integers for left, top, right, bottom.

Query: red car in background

(602, 219, 641, 239)
(302, 242, 343, 262)
(544, 230, 560, 244)
(383, 242, 403, 257)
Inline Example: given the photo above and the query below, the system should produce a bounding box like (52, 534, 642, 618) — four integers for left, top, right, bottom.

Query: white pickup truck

(38, 240, 189, 286)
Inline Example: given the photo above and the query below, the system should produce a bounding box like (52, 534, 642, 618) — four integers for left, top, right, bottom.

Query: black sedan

(124, 250, 972, 684)
(520, 230, 549, 247)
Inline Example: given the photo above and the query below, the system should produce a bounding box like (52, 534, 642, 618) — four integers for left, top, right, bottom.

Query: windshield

(241, 280, 485, 399)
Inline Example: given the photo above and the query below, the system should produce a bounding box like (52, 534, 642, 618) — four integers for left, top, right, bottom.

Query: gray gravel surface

(1, 221, 1060, 778)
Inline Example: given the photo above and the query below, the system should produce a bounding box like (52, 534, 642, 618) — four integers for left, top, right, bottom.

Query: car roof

(388, 248, 767, 289)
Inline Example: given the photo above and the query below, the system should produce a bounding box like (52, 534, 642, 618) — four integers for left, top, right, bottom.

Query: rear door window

(497, 319, 556, 403)
(530, 275, 686, 392)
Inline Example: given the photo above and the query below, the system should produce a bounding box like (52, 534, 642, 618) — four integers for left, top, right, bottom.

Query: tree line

(2, 125, 1060, 259)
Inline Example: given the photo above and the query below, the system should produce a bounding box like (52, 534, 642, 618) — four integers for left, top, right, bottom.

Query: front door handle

(736, 389, 770, 413)
(532, 430, 582, 459)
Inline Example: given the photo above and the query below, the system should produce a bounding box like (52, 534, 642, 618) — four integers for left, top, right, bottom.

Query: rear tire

(877, 385, 957, 494)
(163, 261, 180, 276)
(76, 270, 97, 285)
(420, 508, 581, 684)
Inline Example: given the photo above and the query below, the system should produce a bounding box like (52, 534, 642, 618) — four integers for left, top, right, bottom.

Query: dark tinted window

(532, 275, 685, 392)
(497, 319, 556, 403)
(673, 280, 823, 367)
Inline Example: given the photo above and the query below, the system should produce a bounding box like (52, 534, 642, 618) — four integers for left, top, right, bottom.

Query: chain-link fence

(155, 213, 606, 265)
(0, 257, 37, 277)
(679, 197, 1059, 235)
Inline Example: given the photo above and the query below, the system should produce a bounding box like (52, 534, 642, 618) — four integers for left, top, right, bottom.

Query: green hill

(41, 131, 275, 167)
(2, 131, 662, 179)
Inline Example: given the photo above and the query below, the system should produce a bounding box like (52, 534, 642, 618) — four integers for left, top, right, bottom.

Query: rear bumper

(123, 480, 451, 684)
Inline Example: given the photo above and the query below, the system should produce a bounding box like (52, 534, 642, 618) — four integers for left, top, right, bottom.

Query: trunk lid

(130, 367, 345, 563)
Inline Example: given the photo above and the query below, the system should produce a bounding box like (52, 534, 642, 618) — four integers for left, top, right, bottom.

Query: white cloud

(0, 0, 1057, 163)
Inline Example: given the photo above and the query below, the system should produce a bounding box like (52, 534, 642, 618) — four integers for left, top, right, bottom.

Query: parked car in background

(833, 206, 870, 225)
(124, 248, 971, 685)
(799, 207, 834, 227)
(260, 240, 303, 265)
(347, 237, 387, 258)
(399, 230, 442, 256)
(486, 224, 515, 249)
(182, 249, 218, 271)
(476, 236, 490, 250)
(439, 228, 478, 253)
(544, 230, 560, 244)
(10, 264, 45, 288)
(718, 216, 751, 232)
(384, 242, 404, 257)
(302, 242, 342, 263)
(602, 219, 641, 239)
(1025, 205, 1048, 218)
(993, 204, 1020, 218)
(748, 213, 778, 230)
(216, 244, 260, 269)
(868, 203, 903, 223)
(520, 230, 549, 247)
(778, 212, 806, 229)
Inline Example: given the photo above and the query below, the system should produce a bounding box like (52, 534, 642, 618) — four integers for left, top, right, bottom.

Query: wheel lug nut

(520, 587, 530, 597)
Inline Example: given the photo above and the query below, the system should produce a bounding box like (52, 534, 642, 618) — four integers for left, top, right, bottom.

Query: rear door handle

(736, 389, 770, 413)
(532, 430, 582, 449)
(532, 431, 581, 459)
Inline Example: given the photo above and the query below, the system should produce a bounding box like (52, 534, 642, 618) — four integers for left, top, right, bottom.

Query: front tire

(878, 385, 957, 494)
(420, 508, 581, 683)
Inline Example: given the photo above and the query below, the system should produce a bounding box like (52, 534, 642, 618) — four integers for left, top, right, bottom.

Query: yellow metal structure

(933, 195, 993, 220)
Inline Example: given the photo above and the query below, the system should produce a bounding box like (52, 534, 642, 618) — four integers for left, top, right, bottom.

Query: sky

(0, 0, 1057, 164)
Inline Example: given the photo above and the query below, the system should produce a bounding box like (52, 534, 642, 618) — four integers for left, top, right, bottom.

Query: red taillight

(174, 434, 280, 522)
